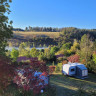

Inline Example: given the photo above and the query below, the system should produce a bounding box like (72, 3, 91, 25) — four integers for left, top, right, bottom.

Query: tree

(19, 42, 26, 56)
(67, 54, 80, 63)
(59, 27, 78, 46)
(77, 34, 93, 67)
(0, 0, 13, 55)
(44, 48, 54, 61)
(70, 39, 80, 53)
(11, 48, 19, 61)
(91, 52, 96, 73)
(30, 48, 39, 57)
(38, 52, 45, 61)
(58, 27, 96, 47)
(60, 42, 72, 50)
(29, 26, 32, 31)
(50, 46, 59, 55)
(25, 27, 29, 31)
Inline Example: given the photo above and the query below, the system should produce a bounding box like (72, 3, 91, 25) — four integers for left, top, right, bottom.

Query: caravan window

(71, 68, 75, 72)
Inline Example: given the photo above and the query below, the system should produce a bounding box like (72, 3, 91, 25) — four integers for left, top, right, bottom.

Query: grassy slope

(13, 31, 60, 39)
(50, 73, 96, 96)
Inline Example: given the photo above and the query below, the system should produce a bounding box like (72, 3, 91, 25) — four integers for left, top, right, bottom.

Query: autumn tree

(67, 54, 80, 63)
(0, 0, 13, 55)
(77, 34, 93, 67)
(91, 52, 96, 73)
(70, 39, 80, 53)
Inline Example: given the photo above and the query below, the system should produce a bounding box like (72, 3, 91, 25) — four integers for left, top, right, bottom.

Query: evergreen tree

(25, 27, 28, 31)
(30, 48, 39, 57)
(11, 48, 19, 61)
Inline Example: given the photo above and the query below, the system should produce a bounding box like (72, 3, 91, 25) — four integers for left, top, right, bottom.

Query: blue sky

(9, 0, 96, 29)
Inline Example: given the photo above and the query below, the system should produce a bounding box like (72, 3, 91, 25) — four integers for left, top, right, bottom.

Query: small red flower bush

(14, 58, 49, 95)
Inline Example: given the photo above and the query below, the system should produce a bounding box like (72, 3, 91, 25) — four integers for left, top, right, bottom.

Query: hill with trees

(59, 27, 96, 46)
(10, 27, 96, 47)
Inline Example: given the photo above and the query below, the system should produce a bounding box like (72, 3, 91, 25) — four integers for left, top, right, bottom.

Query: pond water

(6, 46, 48, 51)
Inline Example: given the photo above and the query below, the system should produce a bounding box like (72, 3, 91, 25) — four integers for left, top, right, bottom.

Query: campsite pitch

(50, 73, 96, 96)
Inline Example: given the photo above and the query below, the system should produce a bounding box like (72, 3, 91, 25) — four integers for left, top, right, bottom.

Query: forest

(9, 27, 96, 47)
(13, 26, 62, 32)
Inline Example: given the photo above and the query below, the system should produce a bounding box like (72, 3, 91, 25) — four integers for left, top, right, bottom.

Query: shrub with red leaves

(67, 54, 80, 63)
(62, 60, 68, 64)
(49, 66, 56, 74)
(14, 58, 49, 95)
(0, 56, 15, 90)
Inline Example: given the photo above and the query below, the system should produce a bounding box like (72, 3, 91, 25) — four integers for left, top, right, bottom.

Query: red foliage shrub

(14, 58, 49, 95)
(49, 66, 56, 74)
(67, 54, 80, 63)
(62, 60, 68, 64)
(0, 56, 15, 90)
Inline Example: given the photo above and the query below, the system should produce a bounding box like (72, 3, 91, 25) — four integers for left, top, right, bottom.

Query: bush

(49, 66, 56, 74)
(14, 59, 49, 95)
(55, 63, 62, 72)
(67, 54, 80, 63)
(11, 48, 19, 62)
(0, 56, 15, 91)
(62, 60, 68, 64)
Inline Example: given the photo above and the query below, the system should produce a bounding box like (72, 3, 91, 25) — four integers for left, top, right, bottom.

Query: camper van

(62, 63, 88, 79)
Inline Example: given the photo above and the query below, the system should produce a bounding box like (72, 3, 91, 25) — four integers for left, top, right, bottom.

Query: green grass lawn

(50, 73, 96, 96)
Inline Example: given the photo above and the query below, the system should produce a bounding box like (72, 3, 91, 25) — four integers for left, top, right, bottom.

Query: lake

(6, 46, 48, 51)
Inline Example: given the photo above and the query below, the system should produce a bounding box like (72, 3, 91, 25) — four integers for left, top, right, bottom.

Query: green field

(50, 73, 96, 96)
(13, 31, 60, 39)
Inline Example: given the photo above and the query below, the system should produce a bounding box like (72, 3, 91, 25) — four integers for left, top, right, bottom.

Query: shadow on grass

(50, 73, 96, 96)
(51, 73, 96, 84)
(85, 73, 96, 83)
(51, 82, 77, 96)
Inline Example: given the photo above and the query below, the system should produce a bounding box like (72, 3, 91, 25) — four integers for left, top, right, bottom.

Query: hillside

(13, 31, 60, 39)
(8, 31, 60, 47)
(8, 27, 96, 47)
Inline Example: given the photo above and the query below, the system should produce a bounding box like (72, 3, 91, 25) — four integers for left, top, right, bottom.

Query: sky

(8, 0, 96, 29)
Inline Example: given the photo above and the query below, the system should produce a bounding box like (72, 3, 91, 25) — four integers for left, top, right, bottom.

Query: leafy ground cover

(50, 73, 96, 96)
